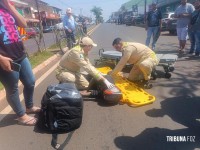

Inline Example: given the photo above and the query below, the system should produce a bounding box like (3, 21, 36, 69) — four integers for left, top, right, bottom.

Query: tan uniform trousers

(128, 57, 156, 81)
(56, 70, 89, 90)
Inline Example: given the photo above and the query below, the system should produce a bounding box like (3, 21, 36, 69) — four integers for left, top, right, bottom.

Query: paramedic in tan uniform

(56, 37, 114, 90)
(109, 38, 159, 82)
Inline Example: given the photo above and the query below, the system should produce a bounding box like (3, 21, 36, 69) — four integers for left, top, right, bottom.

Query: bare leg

(179, 40, 182, 50)
(80, 90, 91, 96)
(181, 40, 186, 50)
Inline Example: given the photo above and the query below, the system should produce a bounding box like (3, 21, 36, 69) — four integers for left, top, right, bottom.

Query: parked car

(32, 27, 40, 34)
(124, 14, 145, 26)
(161, 12, 175, 31)
(43, 26, 53, 33)
(124, 15, 135, 26)
(166, 18, 177, 35)
(134, 14, 145, 24)
(55, 22, 64, 30)
(25, 28, 37, 38)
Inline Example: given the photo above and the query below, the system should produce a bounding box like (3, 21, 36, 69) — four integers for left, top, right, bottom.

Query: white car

(55, 22, 64, 30)
(161, 12, 175, 31)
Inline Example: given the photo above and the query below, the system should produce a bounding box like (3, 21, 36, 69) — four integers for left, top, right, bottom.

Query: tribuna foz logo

(166, 136, 196, 142)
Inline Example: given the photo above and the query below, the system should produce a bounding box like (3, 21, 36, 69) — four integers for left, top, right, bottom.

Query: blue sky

(43, 0, 129, 20)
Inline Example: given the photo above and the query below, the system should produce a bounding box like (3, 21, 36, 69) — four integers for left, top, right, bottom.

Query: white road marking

(0, 61, 59, 115)
(87, 24, 101, 35)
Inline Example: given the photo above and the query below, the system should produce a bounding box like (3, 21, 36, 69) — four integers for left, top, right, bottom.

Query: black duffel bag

(37, 83, 83, 149)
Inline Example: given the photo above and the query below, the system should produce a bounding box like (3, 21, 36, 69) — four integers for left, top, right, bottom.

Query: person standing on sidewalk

(63, 8, 77, 49)
(0, 0, 40, 126)
(188, 1, 196, 55)
(81, 17, 88, 34)
(189, 0, 200, 56)
(175, 0, 195, 53)
(145, 2, 162, 50)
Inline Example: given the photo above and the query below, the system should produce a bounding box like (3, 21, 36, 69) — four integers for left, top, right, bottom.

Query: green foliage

(48, 43, 59, 49)
(121, 0, 152, 10)
(0, 51, 53, 90)
(91, 6, 104, 23)
(29, 51, 53, 68)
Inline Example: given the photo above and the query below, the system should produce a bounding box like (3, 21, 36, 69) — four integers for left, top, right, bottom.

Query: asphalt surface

(24, 32, 57, 55)
(24, 25, 94, 56)
(1, 23, 200, 150)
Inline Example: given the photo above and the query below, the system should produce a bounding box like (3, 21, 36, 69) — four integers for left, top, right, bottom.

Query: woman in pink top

(0, 0, 40, 126)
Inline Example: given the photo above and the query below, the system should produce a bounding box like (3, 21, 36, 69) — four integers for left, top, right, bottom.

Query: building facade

(157, 0, 196, 14)
(11, 0, 62, 27)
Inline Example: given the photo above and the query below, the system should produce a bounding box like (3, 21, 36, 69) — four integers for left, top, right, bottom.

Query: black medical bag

(37, 83, 83, 134)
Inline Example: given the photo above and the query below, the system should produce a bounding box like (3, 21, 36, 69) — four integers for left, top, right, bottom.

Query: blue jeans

(65, 30, 76, 49)
(195, 30, 200, 54)
(145, 26, 160, 49)
(0, 57, 35, 117)
(188, 30, 196, 53)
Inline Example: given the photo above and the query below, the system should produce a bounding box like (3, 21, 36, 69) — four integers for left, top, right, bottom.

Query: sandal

(26, 106, 41, 114)
(17, 116, 37, 126)
(89, 90, 100, 98)
(178, 49, 184, 53)
(80, 90, 100, 98)
(80, 90, 92, 97)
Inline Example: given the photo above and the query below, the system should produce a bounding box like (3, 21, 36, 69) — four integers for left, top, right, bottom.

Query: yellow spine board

(97, 67, 156, 107)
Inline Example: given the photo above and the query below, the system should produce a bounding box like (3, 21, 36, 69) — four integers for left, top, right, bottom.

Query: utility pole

(80, 8, 83, 15)
(35, 0, 41, 30)
(35, 0, 46, 51)
(144, 0, 147, 23)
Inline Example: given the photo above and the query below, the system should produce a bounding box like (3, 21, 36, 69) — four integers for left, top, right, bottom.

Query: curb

(32, 54, 59, 74)
(0, 53, 60, 102)
(0, 24, 99, 102)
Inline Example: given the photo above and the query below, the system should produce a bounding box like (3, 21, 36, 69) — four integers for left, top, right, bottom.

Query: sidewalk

(0, 24, 100, 103)
(0, 54, 60, 104)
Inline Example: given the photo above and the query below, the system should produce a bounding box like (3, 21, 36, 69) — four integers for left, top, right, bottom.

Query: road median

(0, 53, 60, 103)
(0, 24, 101, 103)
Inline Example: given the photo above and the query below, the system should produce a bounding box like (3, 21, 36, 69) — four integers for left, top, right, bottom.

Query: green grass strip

(29, 51, 53, 68)
(0, 51, 54, 90)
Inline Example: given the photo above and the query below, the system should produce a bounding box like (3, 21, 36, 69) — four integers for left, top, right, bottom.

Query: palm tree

(120, 5, 127, 12)
(91, 6, 103, 24)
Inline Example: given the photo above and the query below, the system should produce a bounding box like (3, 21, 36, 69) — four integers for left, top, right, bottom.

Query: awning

(10, 0, 28, 6)
(157, 0, 179, 7)
(45, 17, 61, 20)
(26, 18, 40, 23)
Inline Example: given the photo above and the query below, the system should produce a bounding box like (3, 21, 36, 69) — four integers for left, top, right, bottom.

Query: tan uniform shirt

(59, 46, 103, 80)
(111, 42, 158, 76)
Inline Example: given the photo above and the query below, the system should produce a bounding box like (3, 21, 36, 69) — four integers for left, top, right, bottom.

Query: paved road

(1, 23, 200, 150)
(23, 32, 57, 55)
(24, 25, 94, 55)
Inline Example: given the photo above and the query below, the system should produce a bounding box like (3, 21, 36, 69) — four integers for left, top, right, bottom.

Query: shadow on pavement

(155, 64, 200, 97)
(0, 114, 17, 127)
(156, 50, 178, 54)
(176, 53, 200, 59)
(184, 55, 200, 60)
(114, 128, 200, 150)
(146, 96, 200, 131)
(97, 99, 119, 107)
(156, 49, 179, 54)
(161, 33, 177, 36)
(83, 97, 118, 107)
(114, 96, 200, 150)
